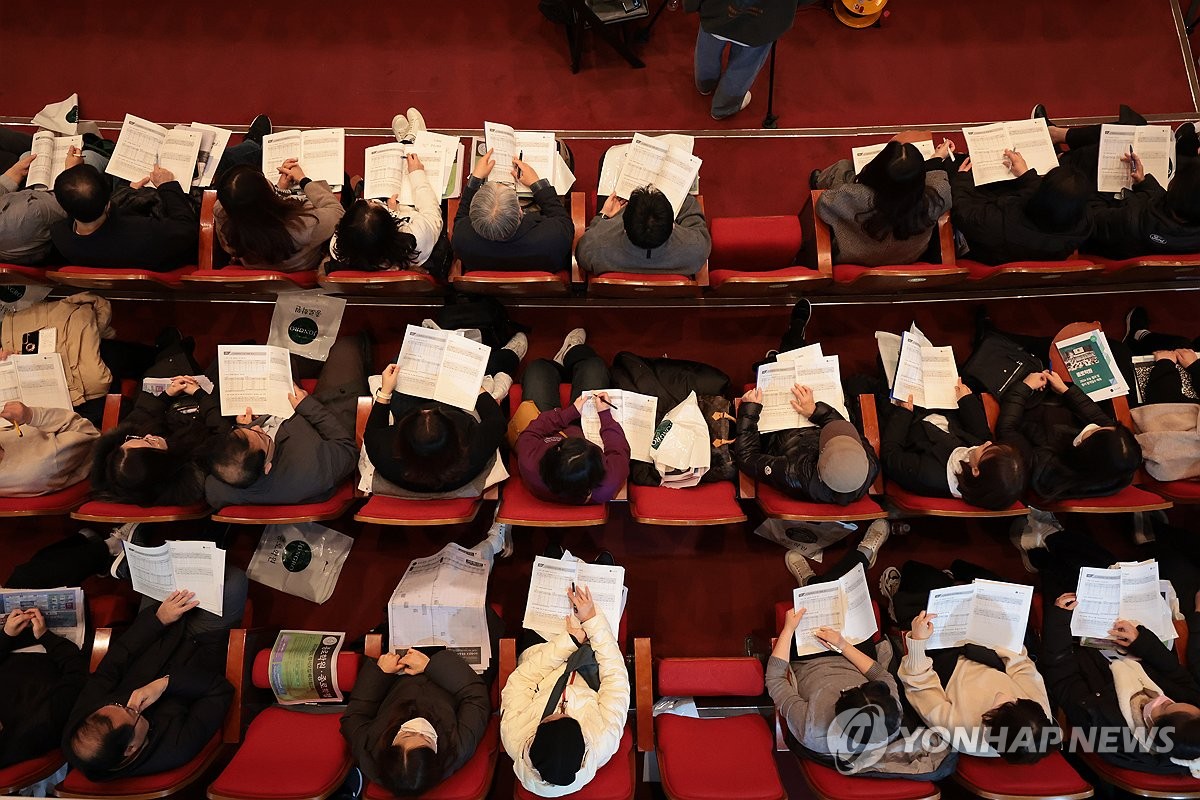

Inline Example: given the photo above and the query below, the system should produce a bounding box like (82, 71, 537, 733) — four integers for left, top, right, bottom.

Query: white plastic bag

(266, 289, 347, 361)
(247, 522, 352, 604)
(649, 391, 709, 489)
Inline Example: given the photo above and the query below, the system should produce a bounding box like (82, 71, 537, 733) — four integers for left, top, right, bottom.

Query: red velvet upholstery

(1080, 750, 1200, 795)
(57, 732, 222, 797)
(833, 263, 959, 284)
(798, 759, 938, 800)
(496, 461, 607, 527)
(657, 657, 763, 697)
(1031, 484, 1172, 513)
(365, 717, 500, 800)
(323, 269, 439, 284)
(656, 714, 784, 800)
(49, 265, 197, 286)
(72, 499, 210, 522)
(184, 268, 321, 288)
(755, 481, 885, 521)
(212, 481, 356, 523)
(1147, 478, 1200, 503)
(709, 216, 803, 271)
(708, 265, 824, 289)
(955, 751, 1090, 798)
(885, 483, 1025, 516)
(1094, 253, 1200, 273)
(959, 259, 1096, 281)
(513, 726, 634, 800)
(251, 650, 362, 691)
(355, 494, 482, 525)
(628, 482, 746, 525)
(0, 481, 90, 516)
(592, 272, 694, 283)
(87, 594, 134, 628)
(208, 709, 349, 800)
(0, 749, 64, 793)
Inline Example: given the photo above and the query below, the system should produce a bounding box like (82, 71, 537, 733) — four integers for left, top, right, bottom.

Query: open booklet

(185, 122, 232, 188)
(217, 344, 295, 419)
(791, 562, 877, 657)
(876, 323, 959, 409)
(267, 630, 347, 704)
(756, 344, 848, 433)
(579, 390, 658, 463)
(362, 131, 461, 205)
(124, 540, 226, 616)
(1098, 124, 1173, 193)
(961, 119, 1060, 186)
(0, 353, 73, 420)
(523, 552, 627, 642)
(597, 133, 700, 198)
(924, 579, 1033, 652)
(395, 324, 491, 412)
(388, 542, 492, 673)
(1071, 560, 1176, 643)
(599, 132, 702, 217)
(483, 121, 557, 188)
(0, 587, 86, 649)
(106, 114, 205, 191)
(1054, 329, 1129, 401)
(142, 375, 215, 397)
(27, 131, 84, 190)
(851, 138, 936, 174)
(262, 128, 345, 188)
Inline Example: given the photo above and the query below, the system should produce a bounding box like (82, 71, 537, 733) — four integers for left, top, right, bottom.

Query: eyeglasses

(105, 702, 141, 723)
(103, 703, 148, 770)
(124, 435, 153, 443)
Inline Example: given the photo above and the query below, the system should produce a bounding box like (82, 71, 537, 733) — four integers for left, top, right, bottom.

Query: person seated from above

(501, 562, 630, 796)
(0, 146, 80, 265)
(514, 329, 631, 505)
(950, 152, 1093, 265)
(63, 569, 246, 781)
(213, 159, 345, 272)
(50, 163, 198, 270)
(881, 378, 1026, 510)
(205, 336, 367, 508)
(340, 517, 509, 796)
(451, 148, 573, 274)
(0, 399, 99, 497)
(0, 607, 87, 769)
(329, 153, 444, 276)
(1123, 306, 1200, 406)
(812, 140, 953, 267)
(366, 330, 526, 495)
(892, 559, 1055, 763)
(575, 187, 711, 276)
(996, 368, 1141, 502)
(735, 301, 878, 505)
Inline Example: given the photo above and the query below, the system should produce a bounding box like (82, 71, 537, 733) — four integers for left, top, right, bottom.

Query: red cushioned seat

(1031, 484, 1172, 514)
(87, 594, 134, 628)
(832, 262, 965, 285)
(0, 263, 51, 284)
(212, 481, 356, 524)
(708, 265, 826, 289)
(954, 751, 1090, 799)
(709, 216, 803, 271)
(0, 481, 91, 517)
(658, 657, 764, 697)
(886, 483, 1026, 517)
(798, 759, 938, 800)
(57, 733, 222, 798)
(755, 481, 886, 521)
(208, 710, 349, 800)
(0, 749, 64, 794)
(355, 494, 482, 525)
(591, 272, 694, 283)
(496, 458, 606, 527)
(656, 714, 784, 800)
(323, 269, 439, 286)
(628, 482, 746, 525)
(1146, 478, 1200, 503)
(459, 270, 570, 281)
(183, 268, 321, 290)
(48, 265, 197, 287)
(959, 258, 1101, 285)
(72, 499, 210, 523)
(513, 726, 635, 800)
(365, 717, 500, 800)
(1080, 750, 1200, 795)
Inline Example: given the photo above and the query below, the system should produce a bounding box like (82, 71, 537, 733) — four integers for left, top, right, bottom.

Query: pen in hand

(516, 150, 523, 180)
(820, 638, 843, 655)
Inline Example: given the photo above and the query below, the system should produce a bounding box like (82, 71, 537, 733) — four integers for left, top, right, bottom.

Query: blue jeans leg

(711, 41, 772, 118)
(693, 27, 725, 94)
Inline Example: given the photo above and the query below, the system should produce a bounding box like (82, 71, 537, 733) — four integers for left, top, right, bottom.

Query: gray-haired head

(468, 182, 522, 241)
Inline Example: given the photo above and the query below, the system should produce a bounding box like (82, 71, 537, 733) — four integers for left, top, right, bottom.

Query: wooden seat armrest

(499, 638, 517, 692)
(803, 190, 833, 277)
(89, 628, 112, 673)
(739, 470, 756, 499)
(858, 394, 885, 495)
(1112, 394, 1135, 430)
(446, 198, 460, 238)
(449, 258, 464, 280)
(200, 190, 217, 269)
(570, 192, 586, 285)
(365, 633, 383, 659)
(224, 629, 249, 744)
(355, 396, 372, 448)
(937, 211, 956, 265)
(634, 638, 654, 753)
(696, 262, 710, 287)
(101, 393, 122, 433)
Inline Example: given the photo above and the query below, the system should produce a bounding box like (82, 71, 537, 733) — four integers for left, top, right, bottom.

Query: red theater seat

(366, 718, 501, 800)
(628, 482, 746, 526)
(319, 268, 442, 296)
(512, 726, 636, 800)
(0, 481, 91, 517)
(496, 457, 608, 527)
(754, 480, 886, 521)
(797, 759, 939, 800)
(885, 483, 1026, 518)
(960, 258, 1101, 287)
(354, 494, 482, 526)
(72, 499, 210, 523)
(953, 752, 1092, 800)
(47, 265, 197, 290)
(0, 749, 65, 795)
(56, 733, 223, 798)
(211, 481, 357, 525)
(1078, 750, 1200, 797)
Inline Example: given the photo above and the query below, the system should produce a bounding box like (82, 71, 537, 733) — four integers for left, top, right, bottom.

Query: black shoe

(1176, 122, 1199, 159)
(1124, 306, 1150, 344)
(245, 114, 273, 146)
(790, 298, 812, 340)
(1118, 104, 1148, 126)
(333, 767, 363, 800)
(542, 543, 566, 560)
(1031, 103, 1055, 128)
(593, 549, 616, 567)
(809, 169, 821, 190)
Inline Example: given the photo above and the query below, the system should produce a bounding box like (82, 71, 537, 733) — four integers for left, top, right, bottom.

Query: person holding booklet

(811, 140, 953, 267)
(0, 400, 99, 496)
(50, 162, 199, 270)
(575, 186, 710, 276)
(213, 159, 345, 272)
(515, 329, 631, 505)
(452, 148, 574, 274)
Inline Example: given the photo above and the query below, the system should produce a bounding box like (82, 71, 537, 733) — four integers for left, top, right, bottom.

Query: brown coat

(1, 293, 114, 406)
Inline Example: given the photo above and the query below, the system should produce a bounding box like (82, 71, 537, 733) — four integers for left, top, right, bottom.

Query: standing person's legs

(693, 28, 726, 95)
(312, 335, 371, 433)
(711, 41, 771, 118)
(522, 359, 564, 412)
(565, 345, 609, 401)
(7, 533, 113, 588)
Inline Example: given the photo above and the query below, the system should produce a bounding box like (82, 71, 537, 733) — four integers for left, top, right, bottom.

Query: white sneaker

(489, 372, 513, 402)
(711, 91, 752, 120)
(481, 375, 495, 396)
(420, 318, 442, 330)
(878, 566, 901, 622)
(503, 332, 529, 362)
(111, 521, 140, 542)
(785, 550, 815, 587)
(857, 519, 891, 569)
(406, 107, 427, 135)
(1009, 509, 1060, 573)
(391, 113, 410, 143)
(553, 328, 586, 366)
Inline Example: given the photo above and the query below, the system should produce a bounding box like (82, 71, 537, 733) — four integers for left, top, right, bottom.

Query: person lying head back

(957, 442, 1026, 510)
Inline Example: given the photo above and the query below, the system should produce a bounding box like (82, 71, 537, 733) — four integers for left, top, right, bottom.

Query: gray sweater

(576, 194, 711, 275)
(816, 164, 951, 267)
(0, 176, 66, 265)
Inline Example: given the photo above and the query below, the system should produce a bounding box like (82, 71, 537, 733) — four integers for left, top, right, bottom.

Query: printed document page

(395, 325, 491, 411)
(0, 353, 72, 410)
(1098, 125, 1173, 193)
(655, 145, 703, 216)
(514, 130, 557, 187)
(962, 123, 1016, 186)
(27, 132, 83, 189)
(299, 128, 345, 188)
(523, 556, 625, 639)
(388, 543, 491, 671)
(217, 344, 295, 418)
(755, 356, 847, 433)
(268, 630, 346, 704)
(0, 587, 86, 648)
(924, 584, 977, 650)
(1004, 118, 1060, 176)
(613, 133, 669, 200)
(875, 332, 903, 388)
(1120, 560, 1175, 642)
(968, 579, 1033, 653)
(580, 389, 658, 462)
(155, 128, 202, 191)
(261, 130, 303, 178)
(125, 540, 225, 615)
(1071, 566, 1124, 638)
(362, 143, 407, 200)
(852, 139, 935, 174)
(483, 121, 518, 184)
(189, 122, 232, 188)
(791, 563, 875, 656)
(106, 114, 168, 183)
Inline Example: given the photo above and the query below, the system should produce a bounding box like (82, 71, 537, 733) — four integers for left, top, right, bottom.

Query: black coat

(0, 627, 87, 768)
(735, 400, 878, 504)
(64, 608, 233, 781)
(879, 394, 992, 498)
(452, 179, 574, 273)
(1086, 176, 1200, 260)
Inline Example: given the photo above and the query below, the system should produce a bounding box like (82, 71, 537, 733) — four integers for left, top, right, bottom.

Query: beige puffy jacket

(1, 293, 114, 406)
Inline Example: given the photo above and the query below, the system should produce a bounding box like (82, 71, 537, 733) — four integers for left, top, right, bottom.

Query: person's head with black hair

(956, 442, 1027, 510)
(855, 141, 941, 241)
(981, 697, 1056, 765)
(209, 427, 273, 488)
(215, 164, 313, 263)
(1024, 166, 1091, 233)
(538, 437, 605, 505)
(332, 199, 420, 270)
(373, 711, 453, 797)
(529, 716, 585, 787)
(1156, 709, 1200, 761)
(1065, 425, 1141, 488)
(622, 186, 674, 250)
(67, 704, 149, 779)
(832, 680, 903, 756)
(91, 430, 206, 507)
(393, 407, 462, 474)
(1166, 160, 1200, 226)
(54, 164, 110, 223)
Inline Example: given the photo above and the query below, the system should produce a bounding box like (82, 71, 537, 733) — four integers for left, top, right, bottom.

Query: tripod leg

(762, 41, 779, 129)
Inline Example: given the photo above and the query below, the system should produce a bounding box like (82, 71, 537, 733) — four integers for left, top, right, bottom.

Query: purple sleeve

(590, 409, 631, 503)
(515, 406, 583, 499)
